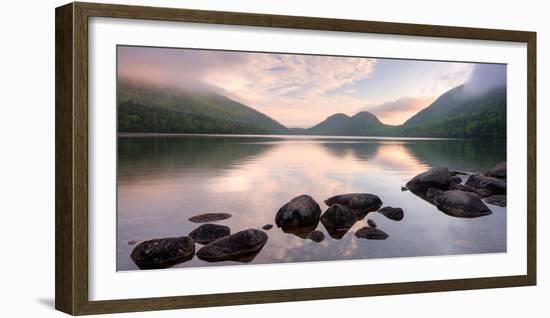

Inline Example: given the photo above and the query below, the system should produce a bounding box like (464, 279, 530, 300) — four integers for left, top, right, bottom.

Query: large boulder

(275, 195, 321, 230)
(355, 227, 389, 240)
(324, 193, 382, 213)
(189, 213, 232, 223)
(189, 224, 230, 245)
(465, 174, 506, 196)
(320, 204, 358, 239)
(131, 236, 195, 269)
(486, 162, 506, 179)
(196, 229, 268, 262)
(485, 195, 507, 207)
(377, 206, 404, 221)
(432, 190, 492, 218)
(405, 167, 452, 195)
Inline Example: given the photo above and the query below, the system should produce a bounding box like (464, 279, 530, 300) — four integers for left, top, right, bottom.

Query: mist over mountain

(118, 79, 288, 134)
(118, 65, 506, 139)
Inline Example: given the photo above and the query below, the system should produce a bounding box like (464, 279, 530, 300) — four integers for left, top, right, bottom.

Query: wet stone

(355, 227, 389, 240)
(131, 236, 195, 270)
(378, 206, 404, 221)
(485, 195, 506, 207)
(486, 162, 506, 179)
(189, 224, 230, 245)
(196, 229, 268, 262)
(324, 193, 382, 213)
(275, 195, 322, 229)
(367, 219, 377, 228)
(188, 213, 232, 223)
(307, 230, 325, 242)
(405, 167, 452, 195)
(433, 190, 492, 218)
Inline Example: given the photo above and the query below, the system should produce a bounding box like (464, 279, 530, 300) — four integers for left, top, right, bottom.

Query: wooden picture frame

(55, 1, 536, 315)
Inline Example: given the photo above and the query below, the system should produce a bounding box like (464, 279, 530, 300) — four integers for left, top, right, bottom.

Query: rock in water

(405, 167, 452, 195)
(367, 219, 377, 228)
(320, 204, 358, 239)
(131, 236, 195, 269)
(377, 207, 404, 221)
(432, 190, 492, 218)
(275, 195, 321, 230)
(425, 188, 443, 203)
(196, 229, 268, 262)
(355, 227, 389, 240)
(465, 174, 506, 196)
(189, 224, 230, 245)
(450, 183, 477, 193)
(262, 224, 274, 230)
(324, 193, 382, 213)
(485, 195, 507, 207)
(486, 162, 506, 179)
(188, 213, 232, 223)
(307, 230, 325, 242)
(451, 176, 462, 185)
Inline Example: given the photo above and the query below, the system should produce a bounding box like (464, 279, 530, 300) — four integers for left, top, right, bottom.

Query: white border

(88, 17, 527, 301)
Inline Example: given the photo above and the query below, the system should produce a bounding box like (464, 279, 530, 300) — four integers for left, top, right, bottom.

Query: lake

(117, 135, 506, 271)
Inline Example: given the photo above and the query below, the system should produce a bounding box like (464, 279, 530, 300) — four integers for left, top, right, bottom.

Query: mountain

(307, 112, 397, 136)
(117, 79, 506, 138)
(401, 84, 506, 138)
(118, 80, 288, 134)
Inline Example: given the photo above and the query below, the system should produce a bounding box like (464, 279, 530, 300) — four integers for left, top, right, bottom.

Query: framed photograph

(55, 2, 536, 315)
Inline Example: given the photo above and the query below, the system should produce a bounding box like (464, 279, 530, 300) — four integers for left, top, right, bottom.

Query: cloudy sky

(118, 46, 504, 127)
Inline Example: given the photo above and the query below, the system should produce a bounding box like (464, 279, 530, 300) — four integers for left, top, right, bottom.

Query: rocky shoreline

(130, 161, 506, 270)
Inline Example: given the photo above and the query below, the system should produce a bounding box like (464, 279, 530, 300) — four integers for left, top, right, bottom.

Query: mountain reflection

(117, 135, 506, 271)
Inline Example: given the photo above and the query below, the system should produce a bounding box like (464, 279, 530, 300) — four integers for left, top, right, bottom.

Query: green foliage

(118, 80, 287, 134)
(117, 79, 506, 139)
(119, 102, 281, 134)
(400, 86, 507, 138)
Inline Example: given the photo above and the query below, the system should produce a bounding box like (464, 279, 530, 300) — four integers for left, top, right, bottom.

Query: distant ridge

(118, 79, 288, 134)
(118, 79, 506, 138)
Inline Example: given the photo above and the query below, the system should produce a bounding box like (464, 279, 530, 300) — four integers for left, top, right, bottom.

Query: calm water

(117, 135, 506, 271)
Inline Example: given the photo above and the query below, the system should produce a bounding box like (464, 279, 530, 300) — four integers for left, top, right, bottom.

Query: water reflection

(117, 135, 506, 271)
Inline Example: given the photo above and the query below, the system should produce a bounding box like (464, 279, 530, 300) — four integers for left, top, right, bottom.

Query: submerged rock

(307, 230, 325, 242)
(377, 206, 404, 221)
(355, 227, 389, 240)
(486, 162, 506, 179)
(127, 240, 137, 245)
(465, 174, 506, 196)
(405, 167, 452, 195)
(262, 224, 274, 230)
(131, 236, 195, 269)
(320, 204, 358, 239)
(189, 213, 232, 223)
(324, 193, 382, 213)
(367, 219, 377, 228)
(485, 195, 507, 207)
(275, 195, 322, 230)
(189, 224, 230, 245)
(196, 229, 268, 262)
(432, 190, 492, 218)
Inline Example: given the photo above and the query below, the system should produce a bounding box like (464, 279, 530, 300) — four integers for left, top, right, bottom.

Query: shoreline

(117, 132, 478, 141)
